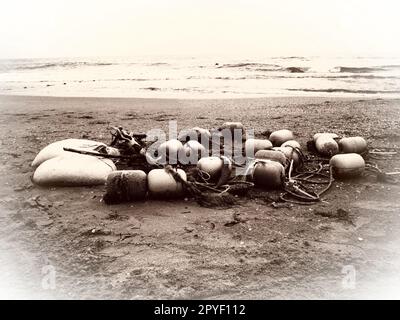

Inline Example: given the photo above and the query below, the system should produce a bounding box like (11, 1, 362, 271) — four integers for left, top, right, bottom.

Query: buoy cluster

(30, 122, 370, 204)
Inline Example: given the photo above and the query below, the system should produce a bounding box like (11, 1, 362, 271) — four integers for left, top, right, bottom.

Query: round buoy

(329, 153, 365, 179)
(197, 156, 224, 180)
(148, 168, 187, 198)
(103, 170, 147, 204)
(219, 122, 246, 141)
(245, 139, 273, 157)
(157, 139, 183, 164)
(338, 137, 367, 154)
(269, 129, 294, 147)
(254, 150, 287, 166)
(183, 140, 207, 163)
(313, 133, 339, 141)
(315, 136, 339, 157)
(281, 140, 301, 149)
(273, 147, 300, 167)
(252, 160, 284, 189)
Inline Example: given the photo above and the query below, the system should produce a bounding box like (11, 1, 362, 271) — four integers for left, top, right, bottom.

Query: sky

(0, 0, 399, 59)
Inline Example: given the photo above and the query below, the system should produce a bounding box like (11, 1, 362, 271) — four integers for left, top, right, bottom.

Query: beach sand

(1, 94, 400, 299)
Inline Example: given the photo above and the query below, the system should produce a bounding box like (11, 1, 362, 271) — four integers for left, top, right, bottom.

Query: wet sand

(1, 94, 400, 299)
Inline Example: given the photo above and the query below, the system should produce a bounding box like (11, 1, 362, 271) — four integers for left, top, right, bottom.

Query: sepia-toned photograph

(0, 0, 399, 303)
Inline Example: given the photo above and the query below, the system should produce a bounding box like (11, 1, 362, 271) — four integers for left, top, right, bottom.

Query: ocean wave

(333, 66, 385, 73)
(13, 61, 114, 71)
(217, 62, 281, 69)
(287, 88, 400, 94)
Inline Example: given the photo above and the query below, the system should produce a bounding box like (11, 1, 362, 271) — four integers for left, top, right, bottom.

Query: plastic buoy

(252, 160, 285, 189)
(329, 153, 365, 179)
(281, 140, 301, 149)
(157, 139, 183, 164)
(273, 147, 300, 167)
(219, 122, 246, 140)
(32, 153, 116, 187)
(183, 140, 207, 162)
(314, 135, 339, 157)
(269, 129, 294, 147)
(339, 137, 367, 154)
(103, 170, 147, 204)
(178, 127, 211, 143)
(148, 168, 187, 198)
(313, 133, 339, 141)
(245, 139, 273, 157)
(197, 156, 224, 180)
(254, 150, 287, 166)
(31, 138, 107, 167)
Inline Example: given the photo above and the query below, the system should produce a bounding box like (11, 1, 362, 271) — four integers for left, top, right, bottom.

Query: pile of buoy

(30, 122, 378, 205)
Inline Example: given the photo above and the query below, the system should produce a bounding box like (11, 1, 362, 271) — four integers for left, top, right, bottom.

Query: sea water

(0, 55, 399, 98)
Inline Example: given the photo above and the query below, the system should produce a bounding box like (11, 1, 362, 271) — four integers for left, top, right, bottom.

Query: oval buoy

(32, 153, 116, 187)
(269, 129, 294, 147)
(254, 150, 287, 166)
(183, 140, 207, 162)
(157, 139, 184, 164)
(339, 137, 367, 154)
(281, 140, 301, 149)
(315, 136, 339, 157)
(148, 168, 187, 198)
(245, 138, 273, 157)
(273, 146, 300, 167)
(197, 156, 224, 180)
(252, 160, 285, 189)
(329, 153, 365, 179)
(103, 170, 147, 204)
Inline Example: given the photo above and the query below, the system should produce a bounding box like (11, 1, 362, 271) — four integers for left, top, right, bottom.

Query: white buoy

(157, 139, 184, 164)
(183, 140, 207, 162)
(32, 153, 116, 187)
(103, 170, 147, 203)
(148, 168, 187, 198)
(314, 135, 339, 157)
(339, 137, 367, 154)
(245, 139, 273, 157)
(31, 138, 107, 167)
(197, 156, 224, 180)
(273, 147, 300, 167)
(281, 140, 301, 149)
(269, 129, 294, 147)
(313, 133, 339, 141)
(254, 150, 287, 166)
(251, 160, 285, 189)
(329, 153, 365, 179)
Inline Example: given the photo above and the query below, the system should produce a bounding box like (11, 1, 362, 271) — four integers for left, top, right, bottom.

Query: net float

(157, 139, 184, 164)
(329, 153, 365, 179)
(314, 135, 339, 157)
(103, 170, 147, 204)
(338, 137, 367, 154)
(182, 140, 208, 164)
(32, 153, 116, 187)
(254, 150, 287, 166)
(251, 160, 285, 189)
(148, 168, 187, 198)
(219, 122, 246, 141)
(269, 129, 295, 147)
(313, 132, 339, 141)
(245, 138, 273, 157)
(273, 146, 300, 167)
(197, 156, 225, 180)
(281, 140, 301, 149)
(31, 138, 107, 167)
(178, 127, 211, 143)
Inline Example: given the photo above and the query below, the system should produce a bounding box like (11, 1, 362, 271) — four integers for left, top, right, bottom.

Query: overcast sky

(0, 0, 399, 59)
